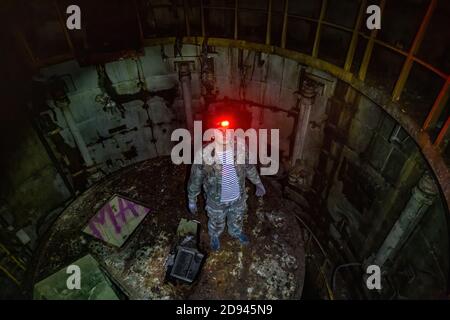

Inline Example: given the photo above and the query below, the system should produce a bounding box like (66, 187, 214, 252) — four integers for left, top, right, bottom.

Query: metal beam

(435, 115, 450, 149)
(53, 0, 75, 57)
(414, 56, 449, 79)
(0, 264, 20, 286)
(358, 0, 386, 81)
(133, 0, 145, 44)
(312, 0, 327, 58)
(183, 0, 191, 37)
(344, 0, 367, 72)
(200, 0, 206, 37)
(281, 0, 289, 48)
(13, 28, 37, 69)
(234, 0, 239, 40)
(423, 77, 450, 131)
(265, 0, 273, 45)
(392, 0, 437, 101)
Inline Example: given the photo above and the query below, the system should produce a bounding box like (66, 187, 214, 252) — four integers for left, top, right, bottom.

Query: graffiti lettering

(84, 196, 150, 246)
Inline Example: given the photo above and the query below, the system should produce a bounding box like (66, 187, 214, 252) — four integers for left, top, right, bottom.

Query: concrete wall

(37, 47, 450, 299)
(1, 43, 447, 298)
(38, 45, 336, 186)
(39, 47, 184, 182)
(0, 108, 71, 248)
(0, 27, 72, 253)
(301, 80, 449, 298)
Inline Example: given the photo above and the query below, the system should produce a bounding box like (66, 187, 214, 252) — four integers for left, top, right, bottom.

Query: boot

(236, 233, 249, 245)
(210, 235, 220, 251)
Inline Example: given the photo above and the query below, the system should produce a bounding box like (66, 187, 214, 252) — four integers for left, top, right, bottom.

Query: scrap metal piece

(166, 219, 204, 283)
(83, 194, 150, 247)
(177, 218, 199, 239)
(169, 246, 204, 283)
(33, 254, 120, 300)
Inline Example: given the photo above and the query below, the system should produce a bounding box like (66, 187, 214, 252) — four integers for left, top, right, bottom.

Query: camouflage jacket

(187, 142, 262, 207)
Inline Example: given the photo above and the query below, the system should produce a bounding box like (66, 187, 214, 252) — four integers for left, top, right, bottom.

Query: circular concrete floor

(32, 157, 305, 299)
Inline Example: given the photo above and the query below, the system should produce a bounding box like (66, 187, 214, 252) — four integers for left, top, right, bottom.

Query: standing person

(187, 120, 266, 251)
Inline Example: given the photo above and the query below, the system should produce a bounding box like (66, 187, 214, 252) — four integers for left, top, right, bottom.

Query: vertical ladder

(0, 242, 26, 286)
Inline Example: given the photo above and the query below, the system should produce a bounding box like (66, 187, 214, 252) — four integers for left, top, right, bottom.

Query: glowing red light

(219, 120, 230, 128)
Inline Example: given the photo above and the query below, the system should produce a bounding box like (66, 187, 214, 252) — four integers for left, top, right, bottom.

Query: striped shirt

(217, 148, 240, 203)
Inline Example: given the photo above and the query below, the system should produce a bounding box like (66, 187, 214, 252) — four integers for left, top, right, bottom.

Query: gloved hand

(255, 183, 266, 197)
(188, 200, 197, 215)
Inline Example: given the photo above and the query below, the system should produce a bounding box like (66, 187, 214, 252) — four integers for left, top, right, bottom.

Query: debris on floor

(33, 254, 120, 300)
(31, 157, 305, 299)
(165, 219, 204, 283)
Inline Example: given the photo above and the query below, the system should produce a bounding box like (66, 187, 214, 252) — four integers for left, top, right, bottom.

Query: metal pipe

(373, 173, 439, 267)
(291, 78, 317, 165)
(294, 215, 328, 260)
(292, 208, 335, 299)
(179, 63, 194, 134)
